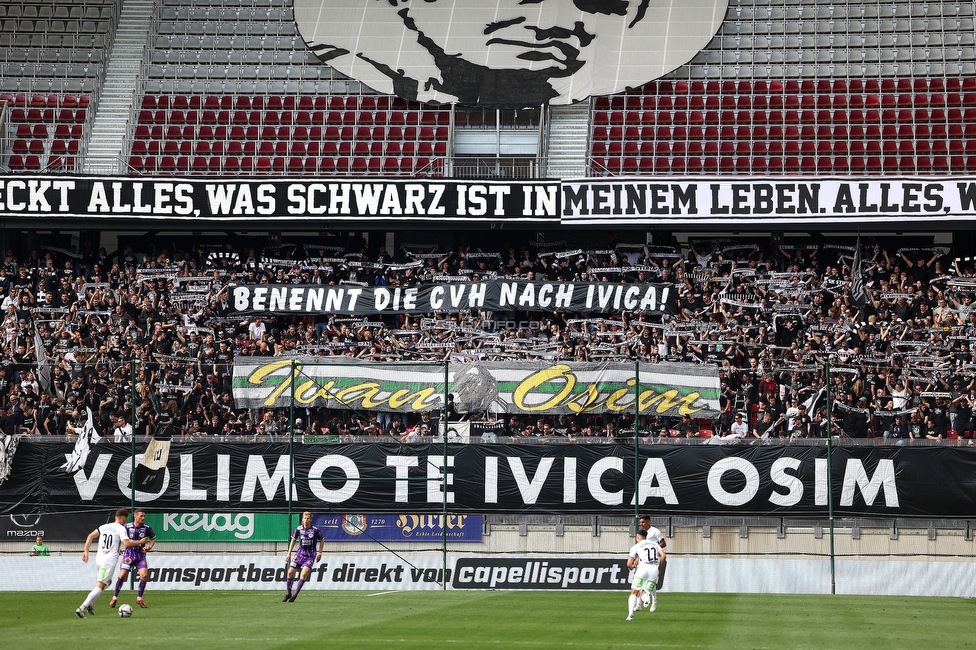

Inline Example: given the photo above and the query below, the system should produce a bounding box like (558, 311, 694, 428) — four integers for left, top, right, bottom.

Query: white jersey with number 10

(628, 539, 662, 567)
(94, 522, 127, 565)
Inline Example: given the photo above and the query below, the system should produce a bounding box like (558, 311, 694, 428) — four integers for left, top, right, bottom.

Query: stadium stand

(2, 0, 975, 177)
(0, 234, 971, 444)
(0, 0, 976, 440)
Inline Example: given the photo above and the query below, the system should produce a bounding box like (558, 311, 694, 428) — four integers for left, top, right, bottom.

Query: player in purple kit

(109, 508, 155, 609)
(283, 511, 324, 602)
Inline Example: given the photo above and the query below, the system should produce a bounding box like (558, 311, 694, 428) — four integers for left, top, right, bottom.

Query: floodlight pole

(442, 360, 449, 590)
(825, 358, 836, 595)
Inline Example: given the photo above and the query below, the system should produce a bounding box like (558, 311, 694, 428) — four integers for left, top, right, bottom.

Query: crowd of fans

(1, 233, 974, 444)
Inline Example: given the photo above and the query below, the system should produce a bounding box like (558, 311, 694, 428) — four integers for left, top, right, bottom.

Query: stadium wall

(3, 550, 975, 596)
(3, 523, 974, 596)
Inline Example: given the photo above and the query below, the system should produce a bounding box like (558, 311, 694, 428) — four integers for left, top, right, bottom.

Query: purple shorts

(290, 551, 316, 570)
(121, 552, 148, 573)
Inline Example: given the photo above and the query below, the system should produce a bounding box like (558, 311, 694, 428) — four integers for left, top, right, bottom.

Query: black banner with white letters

(229, 281, 676, 315)
(10, 176, 976, 226)
(3, 442, 976, 517)
(0, 512, 109, 542)
(0, 176, 558, 221)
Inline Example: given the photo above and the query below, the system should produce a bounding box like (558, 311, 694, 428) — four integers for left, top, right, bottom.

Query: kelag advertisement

(144, 512, 290, 543)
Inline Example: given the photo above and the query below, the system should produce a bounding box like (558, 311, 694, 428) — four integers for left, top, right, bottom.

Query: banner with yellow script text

(232, 358, 721, 418)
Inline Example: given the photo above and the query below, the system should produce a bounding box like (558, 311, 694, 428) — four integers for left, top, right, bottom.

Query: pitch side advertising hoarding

(143, 512, 483, 542)
(313, 514, 483, 542)
(144, 512, 290, 542)
(6, 555, 976, 597)
(0, 512, 108, 542)
(0, 555, 625, 591)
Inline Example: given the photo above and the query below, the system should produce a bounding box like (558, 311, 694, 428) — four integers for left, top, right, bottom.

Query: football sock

(113, 577, 123, 597)
(294, 578, 306, 597)
(82, 587, 103, 608)
(138, 580, 146, 597)
(286, 577, 294, 596)
(628, 594, 639, 615)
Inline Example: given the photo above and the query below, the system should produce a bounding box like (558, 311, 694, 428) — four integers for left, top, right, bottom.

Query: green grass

(3, 591, 975, 650)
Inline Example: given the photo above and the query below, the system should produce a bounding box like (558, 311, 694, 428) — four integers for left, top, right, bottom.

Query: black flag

(131, 408, 175, 493)
(850, 235, 869, 306)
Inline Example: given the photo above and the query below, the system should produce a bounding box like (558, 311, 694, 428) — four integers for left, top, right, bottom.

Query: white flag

(0, 434, 21, 486)
(60, 408, 101, 473)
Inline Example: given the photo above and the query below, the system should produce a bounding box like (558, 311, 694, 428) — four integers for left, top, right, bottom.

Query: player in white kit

(625, 528, 665, 620)
(638, 515, 667, 607)
(76, 509, 148, 618)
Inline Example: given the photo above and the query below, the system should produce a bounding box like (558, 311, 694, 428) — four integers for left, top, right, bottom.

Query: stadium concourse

(0, 234, 974, 443)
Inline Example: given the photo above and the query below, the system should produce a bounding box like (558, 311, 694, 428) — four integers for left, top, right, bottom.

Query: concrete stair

(83, 0, 153, 175)
(544, 102, 591, 178)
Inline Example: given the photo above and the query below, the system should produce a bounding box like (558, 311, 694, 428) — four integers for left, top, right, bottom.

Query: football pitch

(3, 591, 974, 649)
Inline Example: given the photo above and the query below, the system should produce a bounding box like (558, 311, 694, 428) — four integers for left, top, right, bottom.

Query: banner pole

(442, 360, 449, 590)
(289, 359, 295, 540)
(129, 361, 137, 591)
(634, 360, 640, 523)
(825, 358, 836, 595)
(130, 361, 136, 512)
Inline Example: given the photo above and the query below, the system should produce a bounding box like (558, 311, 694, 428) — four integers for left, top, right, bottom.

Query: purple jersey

(122, 522, 155, 562)
(292, 525, 323, 561)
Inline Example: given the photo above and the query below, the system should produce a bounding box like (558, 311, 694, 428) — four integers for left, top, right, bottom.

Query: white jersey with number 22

(629, 539, 662, 567)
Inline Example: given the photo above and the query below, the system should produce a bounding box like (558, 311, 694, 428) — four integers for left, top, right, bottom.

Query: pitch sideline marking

(363, 639, 767, 649)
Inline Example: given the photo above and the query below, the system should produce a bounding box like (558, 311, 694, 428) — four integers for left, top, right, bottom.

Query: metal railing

(15, 433, 966, 447)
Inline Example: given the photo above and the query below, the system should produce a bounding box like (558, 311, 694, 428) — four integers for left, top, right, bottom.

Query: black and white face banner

(294, 0, 728, 107)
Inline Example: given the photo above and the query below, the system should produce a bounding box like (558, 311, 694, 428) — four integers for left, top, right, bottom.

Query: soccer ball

(118, 604, 133, 618)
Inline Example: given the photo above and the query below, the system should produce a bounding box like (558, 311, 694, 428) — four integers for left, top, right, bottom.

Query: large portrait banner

(295, 0, 728, 107)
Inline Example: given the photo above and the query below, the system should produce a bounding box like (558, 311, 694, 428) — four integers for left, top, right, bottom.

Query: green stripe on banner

(145, 513, 292, 542)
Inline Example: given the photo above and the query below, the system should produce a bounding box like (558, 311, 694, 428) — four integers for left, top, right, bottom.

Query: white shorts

(95, 557, 119, 585)
(630, 563, 660, 592)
